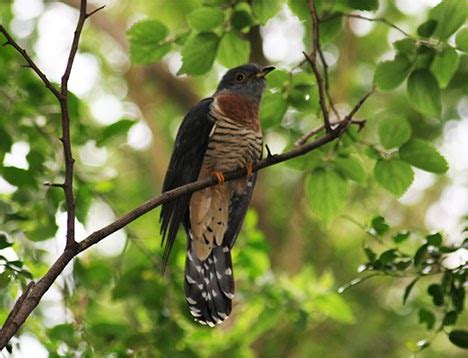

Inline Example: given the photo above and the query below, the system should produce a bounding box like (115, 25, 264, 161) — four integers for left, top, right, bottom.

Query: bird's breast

(204, 95, 263, 172)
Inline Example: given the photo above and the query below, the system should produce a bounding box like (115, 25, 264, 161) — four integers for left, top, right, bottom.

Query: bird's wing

(223, 172, 258, 249)
(160, 98, 214, 271)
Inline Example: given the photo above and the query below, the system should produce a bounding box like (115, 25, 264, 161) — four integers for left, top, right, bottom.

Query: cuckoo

(160, 63, 274, 326)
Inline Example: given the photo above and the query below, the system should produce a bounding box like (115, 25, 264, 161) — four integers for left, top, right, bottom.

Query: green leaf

(48, 324, 76, 346)
(419, 308, 436, 330)
(456, 27, 468, 52)
(417, 20, 438, 38)
(378, 116, 412, 149)
(346, 0, 379, 11)
(403, 277, 420, 305)
(371, 216, 389, 235)
(364, 246, 376, 262)
(394, 38, 416, 56)
(393, 231, 410, 244)
(430, 0, 466, 40)
(414, 244, 428, 267)
(373, 55, 412, 91)
(127, 20, 171, 64)
(374, 159, 414, 197)
(178, 33, 219, 75)
(431, 47, 460, 89)
(426, 232, 442, 246)
(399, 139, 448, 174)
(187, 7, 224, 32)
(334, 156, 366, 184)
(443, 311, 458, 326)
(288, 0, 309, 21)
(379, 249, 399, 264)
(320, 16, 342, 44)
(97, 119, 136, 146)
(252, 0, 282, 25)
(0, 127, 13, 154)
(307, 169, 348, 224)
(449, 330, 468, 349)
(27, 222, 58, 242)
(2, 166, 36, 188)
(0, 271, 11, 289)
(0, 232, 12, 250)
(217, 32, 250, 68)
(452, 286, 465, 313)
(259, 92, 288, 128)
(266, 69, 290, 89)
(314, 293, 356, 324)
(428, 283, 444, 306)
(414, 45, 436, 69)
(407, 69, 441, 117)
(232, 3, 254, 29)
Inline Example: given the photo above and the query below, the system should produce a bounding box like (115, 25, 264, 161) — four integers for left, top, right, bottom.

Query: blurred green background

(0, 0, 467, 356)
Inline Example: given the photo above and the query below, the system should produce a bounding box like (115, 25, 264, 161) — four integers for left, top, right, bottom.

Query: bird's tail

(184, 241, 234, 326)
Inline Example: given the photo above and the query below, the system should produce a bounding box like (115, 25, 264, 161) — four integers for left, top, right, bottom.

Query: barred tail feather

(184, 242, 234, 326)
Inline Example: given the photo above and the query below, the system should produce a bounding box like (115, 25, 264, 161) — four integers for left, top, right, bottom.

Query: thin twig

(343, 13, 411, 38)
(86, 5, 105, 18)
(294, 118, 366, 147)
(0, 26, 61, 100)
(339, 88, 375, 127)
(306, 0, 331, 132)
(44, 182, 65, 188)
(317, 46, 339, 119)
(59, 0, 93, 249)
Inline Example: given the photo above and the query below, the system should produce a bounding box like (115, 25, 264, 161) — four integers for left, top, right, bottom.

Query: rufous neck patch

(212, 91, 260, 132)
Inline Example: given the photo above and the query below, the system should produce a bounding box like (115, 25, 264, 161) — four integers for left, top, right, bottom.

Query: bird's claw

(211, 171, 225, 187)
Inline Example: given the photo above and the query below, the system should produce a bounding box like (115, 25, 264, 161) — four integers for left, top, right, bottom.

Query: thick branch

(0, 26, 61, 100)
(0, 87, 373, 349)
(307, 0, 331, 132)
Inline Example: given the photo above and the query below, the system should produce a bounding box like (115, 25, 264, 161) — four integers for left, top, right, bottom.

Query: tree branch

(59, 0, 91, 249)
(0, 86, 372, 348)
(317, 46, 339, 119)
(294, 118, 366, 147)
(0, 1, 100, 249)
(343, 13, 411, 38)
(0, 26, 61, 100)
(307, 0, 331, 132)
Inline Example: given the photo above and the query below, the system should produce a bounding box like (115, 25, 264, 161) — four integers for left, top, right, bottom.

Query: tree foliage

(0, 0, 467, 356)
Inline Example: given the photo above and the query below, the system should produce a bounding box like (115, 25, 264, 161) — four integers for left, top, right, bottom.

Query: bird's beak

(256, 66, 275, 78)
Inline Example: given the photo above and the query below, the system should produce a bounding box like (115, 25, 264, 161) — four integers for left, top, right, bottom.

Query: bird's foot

(246, 162, 254, 177)
(211, 171, 225, 188)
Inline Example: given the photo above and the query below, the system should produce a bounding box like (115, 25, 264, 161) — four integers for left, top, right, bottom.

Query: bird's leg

(211, 171, 225, 188)
(246, 161, 254, 177)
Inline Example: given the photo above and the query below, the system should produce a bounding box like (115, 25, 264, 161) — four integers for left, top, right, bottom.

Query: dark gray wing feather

(160, 98, 214, 271)
(223, 172, 258, 248)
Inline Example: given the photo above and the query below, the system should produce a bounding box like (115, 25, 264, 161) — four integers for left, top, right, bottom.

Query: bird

(159, 63, 274, 327)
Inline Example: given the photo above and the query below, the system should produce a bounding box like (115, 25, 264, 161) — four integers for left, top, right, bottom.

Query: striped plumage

(160, 64, 274, 326)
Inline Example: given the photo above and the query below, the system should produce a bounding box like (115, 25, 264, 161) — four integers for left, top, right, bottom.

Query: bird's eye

(235, 73, 245, 82)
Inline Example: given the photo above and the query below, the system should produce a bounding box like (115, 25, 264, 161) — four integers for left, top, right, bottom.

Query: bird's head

(216, 63, 275, 101)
